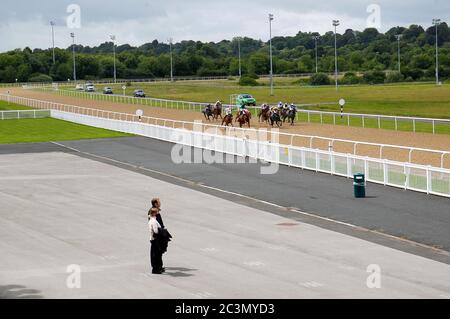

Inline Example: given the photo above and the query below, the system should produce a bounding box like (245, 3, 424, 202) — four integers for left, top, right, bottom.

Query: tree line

(0, 23, 449, 83)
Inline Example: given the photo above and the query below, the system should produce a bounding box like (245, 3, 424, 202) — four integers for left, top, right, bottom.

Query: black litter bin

(353, 173, 366, 198)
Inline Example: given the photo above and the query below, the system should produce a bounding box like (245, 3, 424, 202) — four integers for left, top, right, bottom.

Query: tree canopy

(1, 23, 449, 83)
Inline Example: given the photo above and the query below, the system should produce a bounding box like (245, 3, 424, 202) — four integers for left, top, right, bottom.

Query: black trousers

(150, 240, 163, 272)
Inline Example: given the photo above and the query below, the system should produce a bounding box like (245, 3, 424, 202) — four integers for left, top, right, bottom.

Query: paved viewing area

(0, 151, 449, 298)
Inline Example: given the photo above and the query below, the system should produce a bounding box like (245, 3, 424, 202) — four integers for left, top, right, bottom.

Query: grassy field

(0, 100, 33, 111)
(0, 118, 131, 144)
(92, 80, 450, 119)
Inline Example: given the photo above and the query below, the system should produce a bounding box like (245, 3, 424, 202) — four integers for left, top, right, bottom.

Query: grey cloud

(0, 0, 449, 51)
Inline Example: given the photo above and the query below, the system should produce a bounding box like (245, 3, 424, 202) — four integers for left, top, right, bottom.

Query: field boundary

(28, 86, 450, 135)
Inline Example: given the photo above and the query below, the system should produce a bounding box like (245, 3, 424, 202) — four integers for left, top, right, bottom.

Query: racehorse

(212, 101, 223, 120)
(258, 104, 271, 124)
(284, 108, 297, 126)
(202, 104, 213, 121)
(269, 110, 282, 128)
(222, 113, 233, 126)
(280, 107, 289, 122)
(236, 110, 251, 128)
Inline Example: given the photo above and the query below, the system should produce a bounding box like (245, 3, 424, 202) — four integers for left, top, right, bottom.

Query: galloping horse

(284, 107, 297, 126)
(202, 104, 213, 121)
(212, 101, 223, 120)
(269, 110, 282, 128)
(222, 113, 233, 126)
(280, 106, 289, 122)
(258, 104, 271, 124)
(236, 109, 251, 128)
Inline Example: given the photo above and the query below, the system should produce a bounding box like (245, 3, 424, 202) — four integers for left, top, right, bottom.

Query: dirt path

(6, 88, 450, 168)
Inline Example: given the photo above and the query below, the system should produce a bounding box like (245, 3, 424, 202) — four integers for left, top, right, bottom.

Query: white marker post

(339, 98, 346, 119)
(122, 85, 126, 96)
(136, 109, 144, 122)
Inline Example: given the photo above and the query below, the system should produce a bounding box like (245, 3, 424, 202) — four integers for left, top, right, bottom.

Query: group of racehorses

(202, 101, 297, 128)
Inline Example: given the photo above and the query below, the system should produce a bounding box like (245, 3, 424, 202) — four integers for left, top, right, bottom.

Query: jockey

(278, 102, 283, 109)
(289, 103, 296, 111)
(225, 106, 232, 117)
(271, 105, 279, 114)
(239, 103, 248, 116)
(283, 103, 289, 111)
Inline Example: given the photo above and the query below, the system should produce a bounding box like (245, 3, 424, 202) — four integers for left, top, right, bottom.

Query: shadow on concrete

(164, 267, 198, 278)
(0, 285, 43, 299)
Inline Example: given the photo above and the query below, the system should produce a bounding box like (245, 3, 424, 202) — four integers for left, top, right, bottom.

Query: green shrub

(385, 72, 405, 83)
(239, 76, 259, 86)
(227, 76, 236, 81)
(340, 72, 360, 85)
(28, 73, 53, 82)
(362, 71, 386, 84)
(292, 78, 310, 86)
(402, 68, 424, 81)
(246, 73, 260, 80)
(309, 73, 331, 86)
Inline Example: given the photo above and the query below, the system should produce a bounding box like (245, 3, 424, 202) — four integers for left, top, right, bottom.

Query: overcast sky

(1, 0, 449, 52)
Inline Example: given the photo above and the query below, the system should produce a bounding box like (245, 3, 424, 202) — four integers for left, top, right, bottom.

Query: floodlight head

(432, 18, 441, 25)
(50, 21, 55, 26)
(312, 35, 320, 40)
(70, 32, 75, 38)
(110, 35, 116, 41)
(269, 14, 274, 21)
(333, 20, 340, 27)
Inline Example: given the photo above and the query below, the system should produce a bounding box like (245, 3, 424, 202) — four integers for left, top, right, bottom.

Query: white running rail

(2, 93, 449, 169)
(1, 92, 449, 197)
(50, 109, 450, 198)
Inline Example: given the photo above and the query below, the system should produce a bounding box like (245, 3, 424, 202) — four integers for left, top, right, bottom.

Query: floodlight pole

(169, 38, 174, 82)
(238, 37, 242, 78)
(333, 20, 340, 91)
(269, 14, 274, 96)
(312, 36, 320, 73)
(70, 33, 76, 82)
(395, 35, 402, 73)
(50, 21, 56, 65)
(433, 19, 441, 85)
(110, 35, 117, 83)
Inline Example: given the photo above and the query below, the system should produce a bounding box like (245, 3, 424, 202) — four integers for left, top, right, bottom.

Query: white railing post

(426, 167, 432, 194)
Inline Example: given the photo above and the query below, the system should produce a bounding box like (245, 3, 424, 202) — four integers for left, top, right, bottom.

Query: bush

(227, 76, 236, 81)
(402, 68, 424, 81)
(28, 73, 53, 82)
(385, 72, 405, 83)
(292, 78, 309, 86)
(362, 71, 386, 84)
(126, 81, 132, 87)
(309, 73, 331, 86)
(246, 73, 260, 80)
(239, 76, 259, 86)
(340, 72, 360, 85)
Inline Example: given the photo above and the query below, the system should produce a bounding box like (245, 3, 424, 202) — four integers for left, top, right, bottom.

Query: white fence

(1, 91, 448, 197)
(32, 86, 450, 135)
(50, 109, 450, 198)
(0, 109, 51, 120)
(1, 93, 449, 169)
